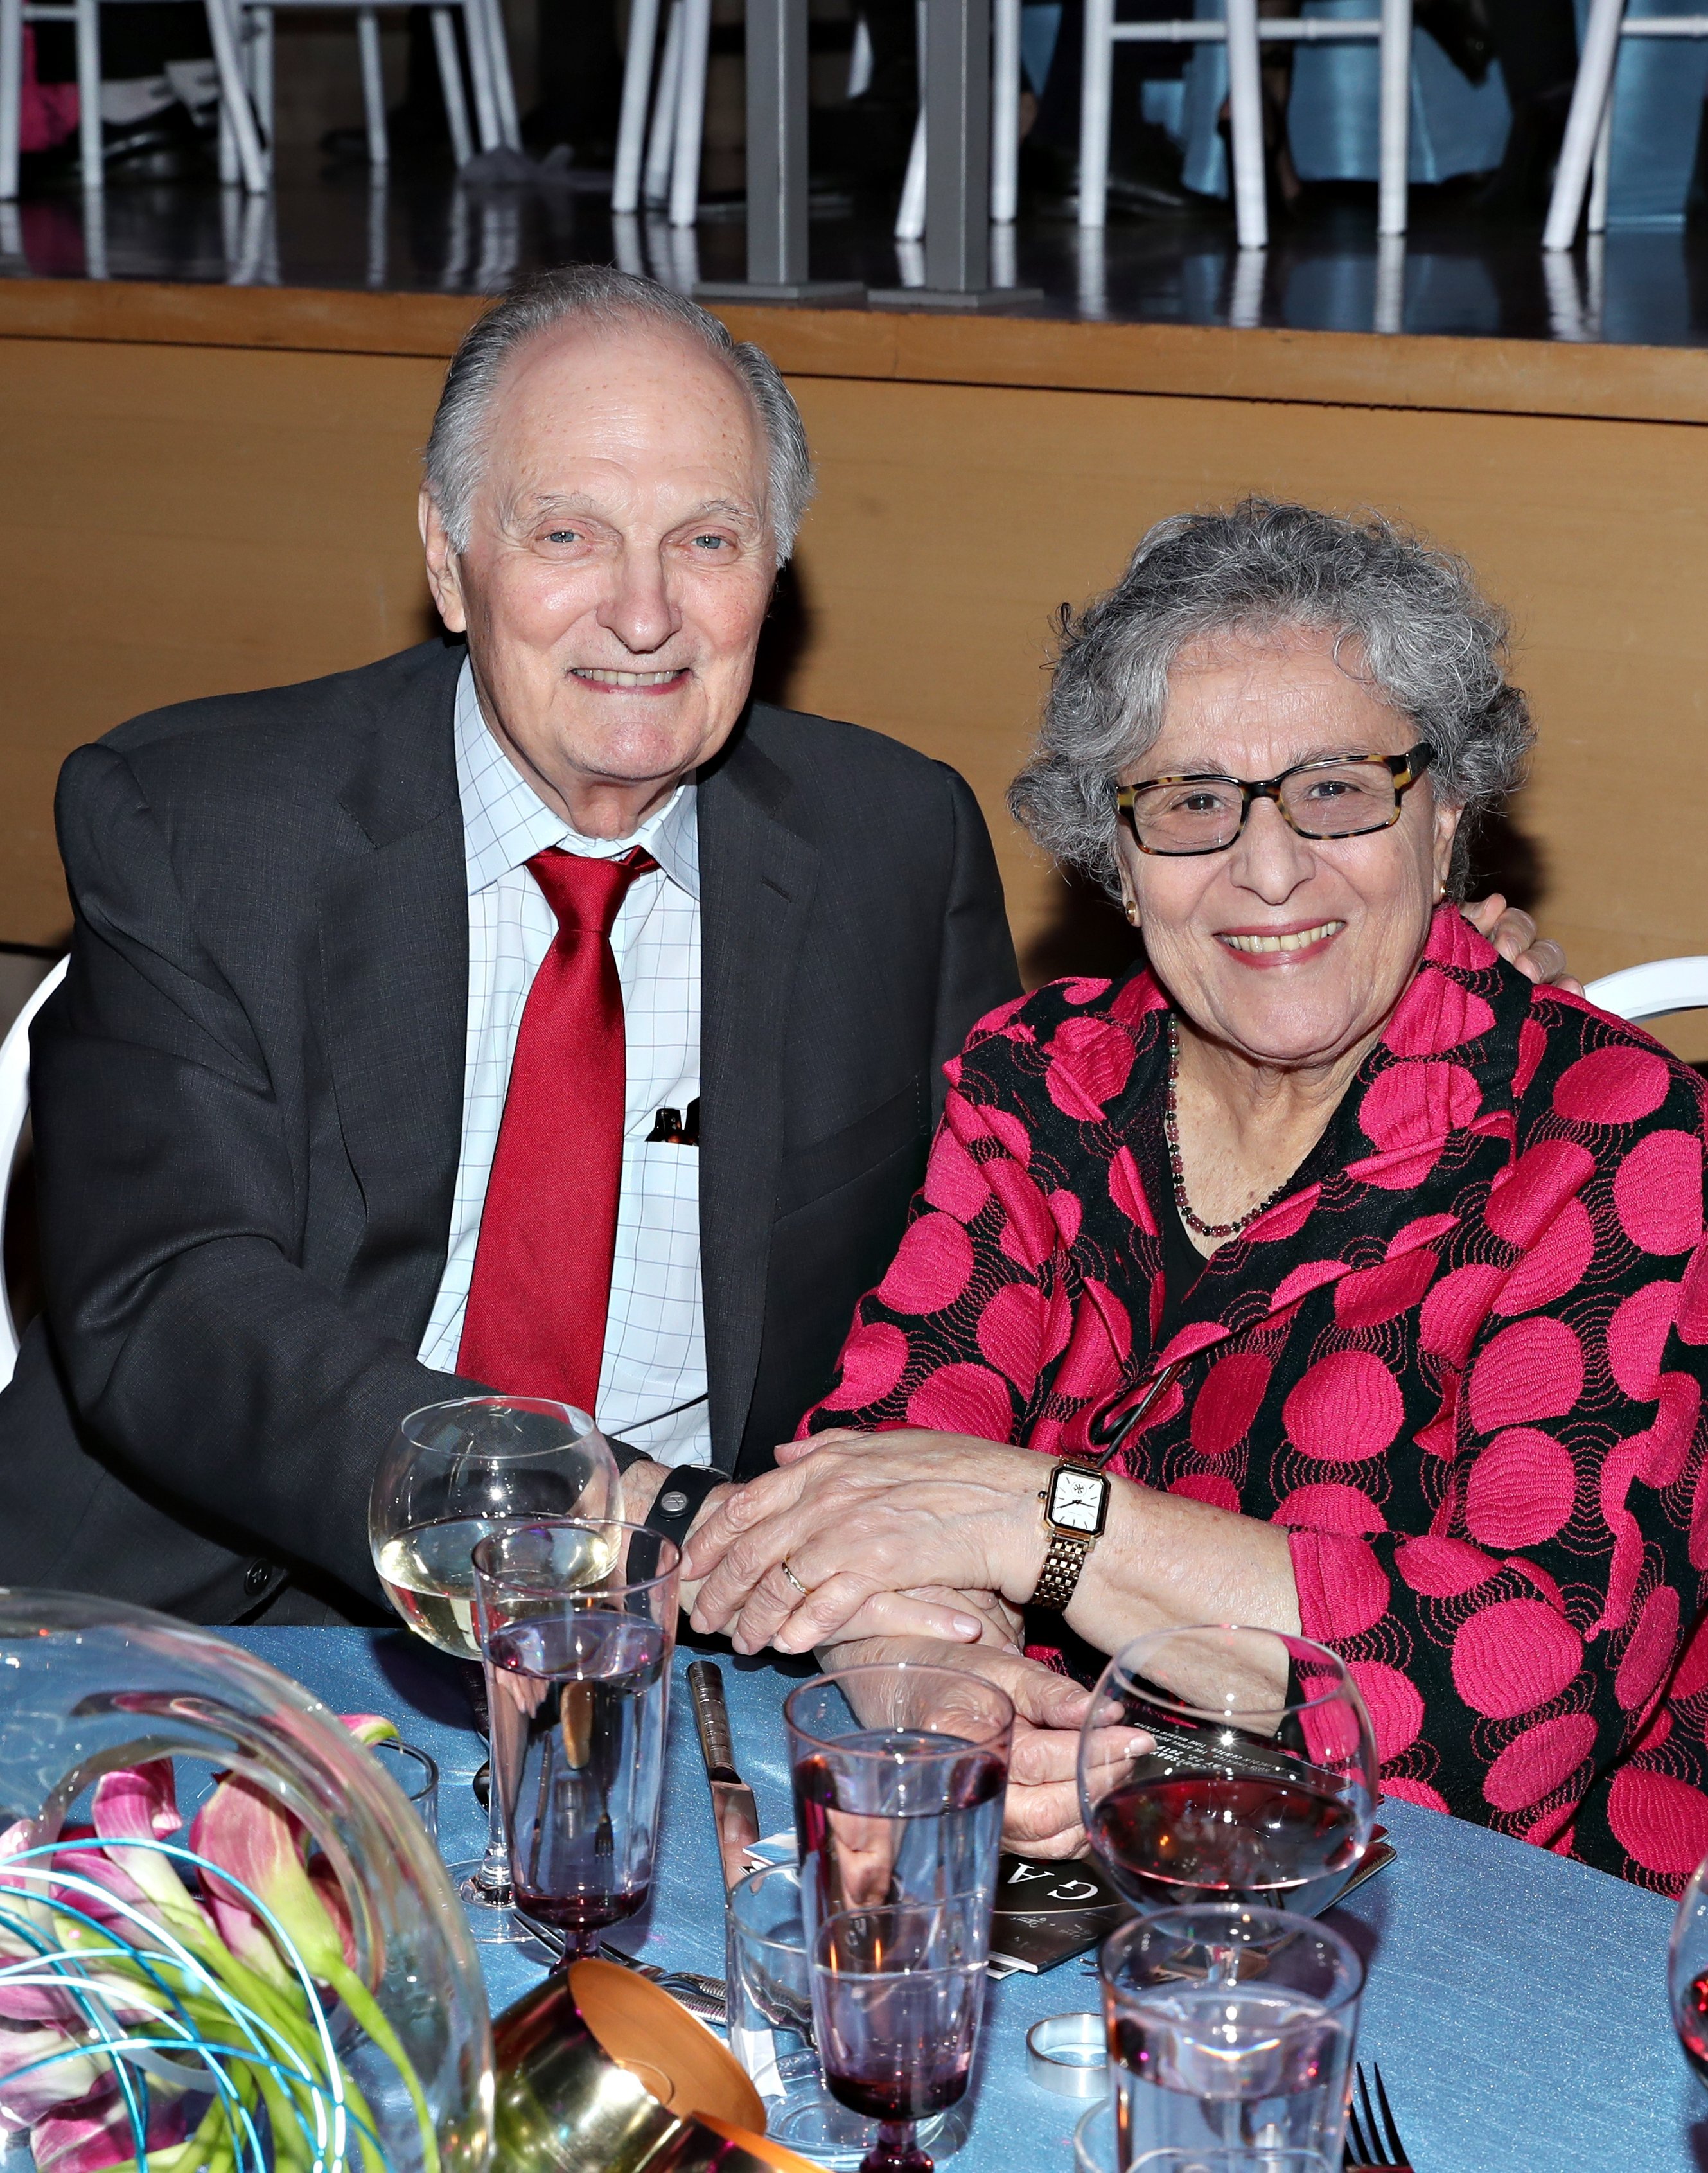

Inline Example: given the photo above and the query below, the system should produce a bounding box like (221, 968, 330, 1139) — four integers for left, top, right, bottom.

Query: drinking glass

(727, 1863, 965, 2170)
(728, 1862, 869, 2165)
(1669, 1848, 1708, 2083)
(1075, 2103, 1332, 2173)
(367, 1394, 620, 1941)
(368, 1737, 441, 1840)
(471, 1516, 680, 1959)
(784, 1664, 1015, 1933)
(1099, 1904, 1362, 2168)
(1078, 1626, 1377, 1916)
(810, 1897, 988, 2173)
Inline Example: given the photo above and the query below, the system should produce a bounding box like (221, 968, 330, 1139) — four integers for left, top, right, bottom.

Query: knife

(686, 1660, 762, 1890)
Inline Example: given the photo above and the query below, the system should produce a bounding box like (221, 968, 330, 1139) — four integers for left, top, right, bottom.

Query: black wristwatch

(641, 1463, 725, 1554)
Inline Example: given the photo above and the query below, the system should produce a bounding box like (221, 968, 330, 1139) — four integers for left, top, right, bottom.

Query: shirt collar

(453, 656, 700, 901)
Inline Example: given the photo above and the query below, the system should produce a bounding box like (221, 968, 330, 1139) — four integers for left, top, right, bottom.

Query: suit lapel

(697, 722, 820, 1471)
(319, 646, 469, 1331)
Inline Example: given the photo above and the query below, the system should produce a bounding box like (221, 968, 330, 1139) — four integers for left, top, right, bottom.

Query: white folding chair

(613, 0, 710, 226)
(0, 955, 67, 1393)
(0, 0, 265, 196)
(229, 0, 517, 181)
(1542, 0, 1708, 251)
(1079, 0, 1413, 249)
(1583, 957, 1708, 1022)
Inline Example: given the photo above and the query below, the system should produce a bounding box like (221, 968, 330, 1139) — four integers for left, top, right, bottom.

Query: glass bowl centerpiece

(0, 1591, 493, 2170)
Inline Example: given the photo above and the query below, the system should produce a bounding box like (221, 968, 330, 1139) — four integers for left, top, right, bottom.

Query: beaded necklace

(1163, 1015, 1295, 1243)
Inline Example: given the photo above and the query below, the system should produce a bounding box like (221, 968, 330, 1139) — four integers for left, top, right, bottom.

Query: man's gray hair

(1008, 499, 1534, 900)
(425, 265, 815, 566)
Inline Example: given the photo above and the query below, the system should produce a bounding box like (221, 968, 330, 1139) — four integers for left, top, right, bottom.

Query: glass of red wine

(1669, 1848, 1708, 2082)
(470, 1516, 680, 1960)
(784, 1663, 1016, 1934)
(810, 1895, 989, 2173)
(1078, 1626, 1378, 1917)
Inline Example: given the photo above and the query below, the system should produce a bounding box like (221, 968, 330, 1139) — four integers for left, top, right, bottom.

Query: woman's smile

(1216, 918, 1348, 962)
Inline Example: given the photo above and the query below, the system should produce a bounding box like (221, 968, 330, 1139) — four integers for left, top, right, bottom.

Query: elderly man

(0, 267, 1562, 1669)
(0, 267, 1018, 1626)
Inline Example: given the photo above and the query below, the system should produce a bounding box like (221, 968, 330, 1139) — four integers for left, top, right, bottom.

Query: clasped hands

(682, 1428, 1140, 1854)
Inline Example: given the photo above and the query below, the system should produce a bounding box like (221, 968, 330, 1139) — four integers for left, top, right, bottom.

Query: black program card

(987, 1852, 1128, 1976)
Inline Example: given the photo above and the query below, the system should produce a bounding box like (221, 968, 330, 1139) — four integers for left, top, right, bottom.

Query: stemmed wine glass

(367, 1394, 620, 1942)
(470, 1516, 680, 1960)
(1078, 1625, 1378, 1916)
(784, 1663, 1016, 1931)
(784, 1665, 1014, 2173)
(1670, 1849, 1708, 2082)
(810, 1895, 989, 2173)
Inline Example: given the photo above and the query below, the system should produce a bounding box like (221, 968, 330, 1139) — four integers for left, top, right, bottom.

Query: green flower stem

(325, 1958, 441, 2173)
(174, 1976, 391, 2173)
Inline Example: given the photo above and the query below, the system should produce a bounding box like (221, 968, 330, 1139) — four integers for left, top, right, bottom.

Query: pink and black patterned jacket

(804, 907, 1708, 1892)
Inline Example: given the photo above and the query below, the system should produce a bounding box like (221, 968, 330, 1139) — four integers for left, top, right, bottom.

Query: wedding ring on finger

(779, 1559, 813, 1601)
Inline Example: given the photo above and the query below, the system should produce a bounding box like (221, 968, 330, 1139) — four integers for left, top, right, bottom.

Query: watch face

(1049, 1467, 1107, 1535)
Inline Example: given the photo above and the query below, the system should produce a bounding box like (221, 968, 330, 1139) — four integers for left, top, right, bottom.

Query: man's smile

(568, 666, 691, 691)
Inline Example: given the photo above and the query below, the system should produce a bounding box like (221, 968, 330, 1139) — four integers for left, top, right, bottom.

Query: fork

(1343, 2062, 1414, 2170)
(513, 1912, 730, 2023)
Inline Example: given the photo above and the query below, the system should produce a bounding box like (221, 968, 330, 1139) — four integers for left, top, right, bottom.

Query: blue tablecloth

(229, 1628, 1695, 2173)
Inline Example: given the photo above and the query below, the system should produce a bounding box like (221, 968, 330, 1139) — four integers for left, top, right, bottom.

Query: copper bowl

(493, 1958, 778, 2172)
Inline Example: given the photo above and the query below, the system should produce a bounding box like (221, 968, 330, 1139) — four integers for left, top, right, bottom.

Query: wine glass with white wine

(368, 1394, 620, 1942)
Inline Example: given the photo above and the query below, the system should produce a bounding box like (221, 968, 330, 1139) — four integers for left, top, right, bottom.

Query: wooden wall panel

(1, 339, 443, 943)
(2, 324, 1705, 1058)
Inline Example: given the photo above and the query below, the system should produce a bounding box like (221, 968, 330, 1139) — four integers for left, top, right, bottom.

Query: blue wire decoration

(0, 1839, 407, 2172)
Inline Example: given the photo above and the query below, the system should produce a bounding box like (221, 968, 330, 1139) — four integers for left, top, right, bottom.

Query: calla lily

(88, 1768, 215, 1954)
(339, 1716, 400, 1748)
(0, 2020, 109, 2126)
(0, 1821, 87, 2025)
(188, 1772, 322, 1990)
(4, 1719, 439, 2173)
(188, 1712, 402, 1988)
(30, 2080, 188, 2173)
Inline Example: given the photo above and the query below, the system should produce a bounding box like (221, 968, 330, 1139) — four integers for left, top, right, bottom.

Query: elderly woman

(686, 500, 1708, 1893)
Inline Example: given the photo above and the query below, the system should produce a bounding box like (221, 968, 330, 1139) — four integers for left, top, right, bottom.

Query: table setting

(0, 1393, 1698, 2172)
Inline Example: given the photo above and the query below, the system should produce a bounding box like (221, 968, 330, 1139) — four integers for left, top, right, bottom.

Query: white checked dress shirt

(418, 662, 711, 1466)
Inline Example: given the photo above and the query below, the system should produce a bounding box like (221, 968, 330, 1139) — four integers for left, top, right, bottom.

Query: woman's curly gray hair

(1008, 499, 1534, 900)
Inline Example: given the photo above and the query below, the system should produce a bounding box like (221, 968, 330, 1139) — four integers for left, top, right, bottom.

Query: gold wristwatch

(1029, 1461, 1111, 1614)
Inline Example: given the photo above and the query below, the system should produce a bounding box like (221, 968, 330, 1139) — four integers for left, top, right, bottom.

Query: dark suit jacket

(0, 641, 1019, 1624)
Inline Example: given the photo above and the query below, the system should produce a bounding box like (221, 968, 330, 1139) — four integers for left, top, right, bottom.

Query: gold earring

(1124, 902, 1140, 927)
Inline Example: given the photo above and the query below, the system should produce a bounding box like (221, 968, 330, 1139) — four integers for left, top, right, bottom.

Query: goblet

(809, 1897, 989, 2173)
(367, 1394, 620, 1940)
(1669, 1848, 1708, 2083)
(1078, 1625, 1377, 1916)
(1099, 1904, 1362, 2167)
(784, 1663, 1014, 1932)
(472, 1516, 680, 1958)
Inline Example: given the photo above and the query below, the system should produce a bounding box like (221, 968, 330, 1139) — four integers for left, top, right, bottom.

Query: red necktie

(457, 846, 658, 1410)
